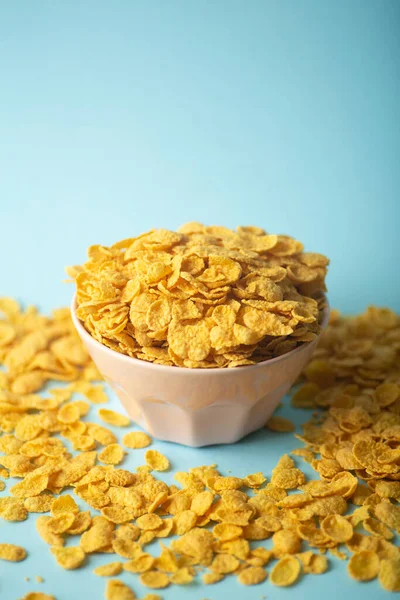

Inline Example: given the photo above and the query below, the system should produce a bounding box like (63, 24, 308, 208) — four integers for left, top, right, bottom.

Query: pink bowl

(71, 295, 329, 447)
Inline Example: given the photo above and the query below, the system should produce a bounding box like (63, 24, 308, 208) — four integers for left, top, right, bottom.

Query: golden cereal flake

(0, 497, 28, 521)
(82, 384, 108, 404)
(93, 562, 123, 577)
(379, 558, 400, 592)
(211, 553, 240, 574)
(66, 511, 92, 535)
(321, 515, 353, 543)
(270, 468, 305, 490)
(47, 512, 76, 534)
(0, 543, 27, 562)
(136, 513, 163, 531)
(122, 431, 152, 449)
(190, 491, 214, 516)
(213, 523, 243, 541)
(242, 472, 266, 488)
(203, 572, 225, 584)
(272, 529, 301, 554)
(51, 546, 86, 570)
(10, 472, 49, 499)
(347, 551, 380, 582)
(270, 556, 301, 587)
(51, 495, 79, 516)
(145, 450, 170, 472)
(169, 566, 194, 584)
(124, 554, 155, 573)
(140, 570, 170, 589)
(98, 409, 130, 427)
(266, 415, 295, 433)
(303, 554, 328, 575)
(98, 444, 125, 465)
(105, 579, 136, 600)
(238, 566, 268, 585)
(112, 538, 142, 560)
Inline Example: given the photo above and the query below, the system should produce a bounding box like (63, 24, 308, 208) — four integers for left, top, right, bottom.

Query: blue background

(0, 1, 398, 599)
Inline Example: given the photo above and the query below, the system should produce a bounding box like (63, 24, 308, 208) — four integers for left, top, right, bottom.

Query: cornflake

(105, 579, 136, 600)
(270, 556, 301, 586)
(348, 551, 380, 581)
(51, 546, 86, 570)
(98, 444, 125, 465)
(379, 559, 400, 592)
(238, 566, 267, 585)
(266, 416, 295, 433)
(140, 571, 170, 589)
(0, 543, 27, 562)
(93, 562, 123, 577)
(98, 409, 130, 427)
(122, 431, 152, 449)
(145, 450, 170, 471)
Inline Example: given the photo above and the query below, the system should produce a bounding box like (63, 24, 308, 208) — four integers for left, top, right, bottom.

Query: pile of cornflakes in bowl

(68, 223, 329, 368)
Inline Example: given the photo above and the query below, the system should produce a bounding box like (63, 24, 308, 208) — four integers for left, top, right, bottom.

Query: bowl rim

(71, 293, 330, 375)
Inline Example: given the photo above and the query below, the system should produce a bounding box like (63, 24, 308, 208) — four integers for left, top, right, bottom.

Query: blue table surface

(1, 2, 399, 598)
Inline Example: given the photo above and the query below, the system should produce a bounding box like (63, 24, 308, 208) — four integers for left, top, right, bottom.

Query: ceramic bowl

(71, 295, 329, 447)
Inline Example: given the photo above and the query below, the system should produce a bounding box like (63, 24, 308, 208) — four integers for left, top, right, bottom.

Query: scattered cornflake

(145, 450, 170, 471)
(124, 553, 155, 573)
(0, 543, 27, 562)
(0, 497, 28, 521)
(51, 495, 79, 516)
(270, 557, 301, 587)
(169, 566, 194, 584)
(211, 553, 240, 574)
(136, 513, 163, 530)
(51, 546, 86, 570)
(347, 551, 380, 582)
(105, 579, 136, 600)
(35, 576, 44, 583)
(122, 431, 152, 449)
(266, 416, 295, 433)
(303, 553, 329, 574)
(83, 384, 108, 404)
(140, 571, 170, 589)
(47, 512, 76, 534)
(98, 409, 130, 427)
(203, 572, 225, 584)
(321, 515, 353, 543)
(379, 559, 400, 592)
(238, 566, 268, 585)
(98, 444, 125, 465)
(272, 529, 301, 555)
(24, 495, 54, 514)
(93, 562, 123, 577)
(243, 472, 266, 488)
